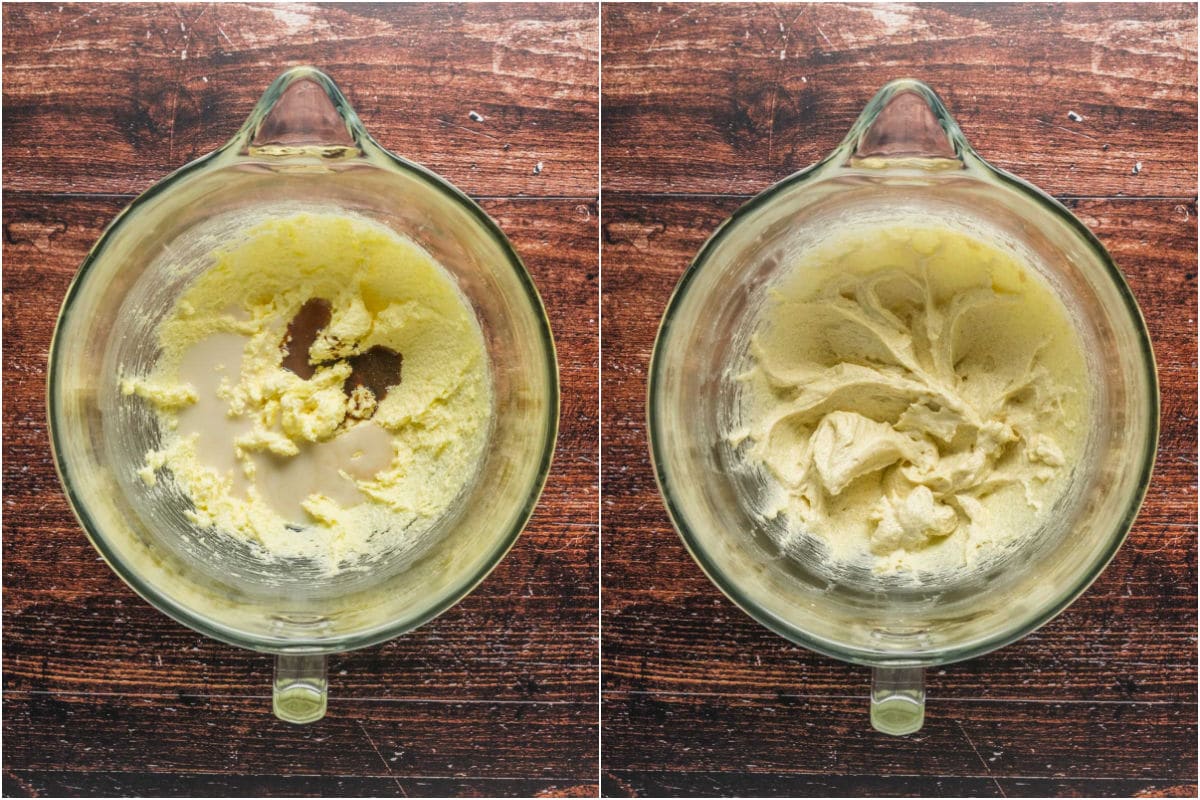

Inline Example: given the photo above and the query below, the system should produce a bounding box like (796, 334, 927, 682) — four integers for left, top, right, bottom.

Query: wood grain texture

(3, 693, 593, 778)
(603, 771, 1200, 800)
(2, 4, 598, 798)
(602, 2, 1197, 197)
(4, 772, 599, 799)
(3, 2, 598, 197)
(600, 4, 1197, 796)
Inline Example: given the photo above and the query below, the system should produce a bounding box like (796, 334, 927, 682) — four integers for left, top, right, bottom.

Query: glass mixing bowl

(648, 79, 1158, 735)
(48, 67, 558, 723)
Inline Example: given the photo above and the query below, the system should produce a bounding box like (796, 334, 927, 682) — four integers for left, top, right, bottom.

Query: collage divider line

(595, 0, 604, 788)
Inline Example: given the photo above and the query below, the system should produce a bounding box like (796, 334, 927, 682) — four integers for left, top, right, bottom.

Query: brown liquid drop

(280, 298, 402, 414)
(345, 346, 403, 402)
(280, 298, 332, 379)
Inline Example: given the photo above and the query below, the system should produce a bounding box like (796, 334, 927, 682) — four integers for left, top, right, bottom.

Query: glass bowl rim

(47, 123, 561, 655)
(646, 158, 1160, 667)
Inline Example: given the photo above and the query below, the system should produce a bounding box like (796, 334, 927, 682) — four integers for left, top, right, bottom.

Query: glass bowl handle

(220, 65, 374, 163)
(837, 78, 974, 172)
(870, 665, 925, 735)
(273, 653, 328, 724)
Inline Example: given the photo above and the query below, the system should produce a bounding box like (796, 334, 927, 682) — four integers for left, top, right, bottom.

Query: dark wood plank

(996, 778, 1199, 799)
(4, 771, 598, 799)
(599, 192, 1197, 790)
(2, 692, 596, 792)
(603, 771, 1198, 799)
(602, 3, 1197, 197)
(602, 692, 1196, 782)
(603, 772, 1011, 799)
(3, 2, 598, 198)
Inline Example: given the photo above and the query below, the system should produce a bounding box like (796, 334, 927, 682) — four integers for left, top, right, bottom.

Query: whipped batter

(122, 212, 492, 571)
(733, 224, 1090, 576)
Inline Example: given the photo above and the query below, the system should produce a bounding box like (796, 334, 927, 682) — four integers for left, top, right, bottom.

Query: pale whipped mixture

(732, 224, 1090, 576)
(122, 212, 492, 572)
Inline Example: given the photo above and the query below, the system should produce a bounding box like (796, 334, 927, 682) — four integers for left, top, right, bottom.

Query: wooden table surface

(601, 3, 1197, 798)
(3, 3, 598, 797)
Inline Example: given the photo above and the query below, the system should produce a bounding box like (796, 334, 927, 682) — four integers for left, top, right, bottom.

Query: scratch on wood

(1034, 117, 1099, 142)
(650, 6, 700, 50)
(767, 87, 776, 160)
(167, 88, 178, 159)
(50, 6, 100, 49)
(357, 720, 409, 797)
(436, 117, 500, 141)
(66, 7, 100, 27)
(769, 4, 807, 41)
(955, 721, 1007, 798)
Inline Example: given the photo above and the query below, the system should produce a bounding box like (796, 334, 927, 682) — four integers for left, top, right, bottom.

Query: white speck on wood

(1067, 110, 1083, 122)
(468, 110, 484, 122)
(1132, 161, 1143, 174)
(533, 161, 544, 175)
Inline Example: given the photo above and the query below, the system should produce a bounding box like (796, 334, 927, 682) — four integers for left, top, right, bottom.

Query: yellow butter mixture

(733, 224, 1091, 576)
(122, 212, 492, 571)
